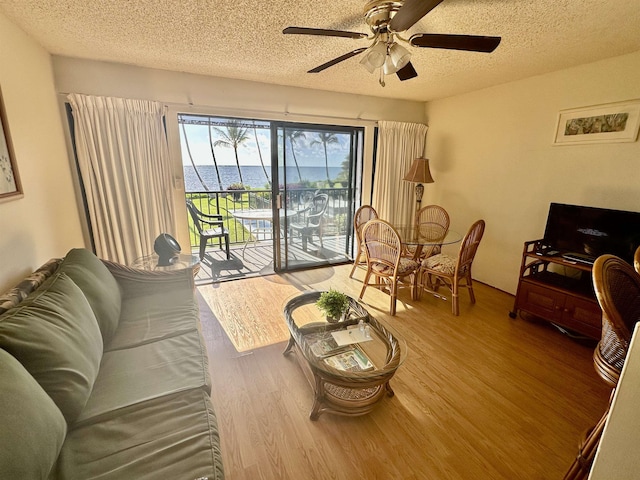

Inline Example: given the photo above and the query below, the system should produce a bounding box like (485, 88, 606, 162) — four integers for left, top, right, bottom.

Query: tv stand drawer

(515, 279, 601, 339)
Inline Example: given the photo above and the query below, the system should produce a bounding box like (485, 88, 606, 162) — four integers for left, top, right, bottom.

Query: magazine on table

(304, 331, 349, 358)
(323, 346, 374, 372)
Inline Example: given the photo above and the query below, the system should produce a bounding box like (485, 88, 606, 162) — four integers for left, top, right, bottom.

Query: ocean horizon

(183, 165, 344, 191)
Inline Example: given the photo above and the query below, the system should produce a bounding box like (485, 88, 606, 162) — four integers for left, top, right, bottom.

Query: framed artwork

(553, 99, 640, 145)
(0, 86, 23, 202)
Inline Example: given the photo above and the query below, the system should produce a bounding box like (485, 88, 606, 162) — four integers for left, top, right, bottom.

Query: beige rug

(197, 276, 297, 352)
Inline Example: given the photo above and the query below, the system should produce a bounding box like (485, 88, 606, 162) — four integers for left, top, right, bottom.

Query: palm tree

(286, 130, 306, 182)
(180, 121, 210, 191)
(207, 118, 223, 190)
(311, 132, 339, 185)
(213, 120, 251, 185)
(252, 121, 271, 187)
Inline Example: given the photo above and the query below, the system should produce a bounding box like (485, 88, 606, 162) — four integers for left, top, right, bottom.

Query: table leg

(282, 335, 296, 355)
(385, 381, 395, 397)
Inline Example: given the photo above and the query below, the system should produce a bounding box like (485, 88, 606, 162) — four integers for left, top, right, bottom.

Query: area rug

(197, 277, 296, 352)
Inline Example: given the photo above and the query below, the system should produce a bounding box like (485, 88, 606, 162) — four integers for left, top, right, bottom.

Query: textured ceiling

(1, 0, 639, 102)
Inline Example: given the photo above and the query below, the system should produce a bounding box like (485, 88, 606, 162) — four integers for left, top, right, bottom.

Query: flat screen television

(543, 203, 640, 264)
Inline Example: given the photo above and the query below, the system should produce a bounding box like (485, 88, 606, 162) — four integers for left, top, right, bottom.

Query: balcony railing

(185, 188, 350, 249)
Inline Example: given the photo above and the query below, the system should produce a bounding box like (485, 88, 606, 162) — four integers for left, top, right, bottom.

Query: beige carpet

(197, 276, 298, 352)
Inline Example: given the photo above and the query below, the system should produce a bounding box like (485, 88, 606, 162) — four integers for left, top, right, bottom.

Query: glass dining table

(393, 225, 462, 260)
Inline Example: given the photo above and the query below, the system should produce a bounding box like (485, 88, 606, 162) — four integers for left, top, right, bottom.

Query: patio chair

(289, 193, 329, 252)
(186, 200, 230, 260)
(359, 219, 420, 316)
(419, 219, 485, 315)
(564, 254, 640, 479)
(349, 205, 378, 278)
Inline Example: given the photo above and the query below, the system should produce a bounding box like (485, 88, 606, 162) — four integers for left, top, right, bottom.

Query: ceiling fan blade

(396, 62, 418, 81)
(389, 0, 445, 32)
(283, 26, 367, 39)
(308, 48, 368, 73)
(410, 33, 501, 52)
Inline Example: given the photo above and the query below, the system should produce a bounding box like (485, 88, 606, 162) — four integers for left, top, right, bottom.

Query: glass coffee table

(283, 291, 407, 420)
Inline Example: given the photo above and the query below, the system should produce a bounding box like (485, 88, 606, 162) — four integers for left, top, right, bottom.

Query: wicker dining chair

(349, 205, 379, 279)
(564, 254, 640, 480)
(419, 219, 485, 316)
(359, 219, 420, 316)
(405, 204, 450, 260)
(634, 245, 640, 274)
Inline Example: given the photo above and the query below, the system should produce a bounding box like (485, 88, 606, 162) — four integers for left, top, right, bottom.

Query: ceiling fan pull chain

(379, 68, 386, 87)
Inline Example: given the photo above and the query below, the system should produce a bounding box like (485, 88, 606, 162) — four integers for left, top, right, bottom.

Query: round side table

(130, 253, 201, 276)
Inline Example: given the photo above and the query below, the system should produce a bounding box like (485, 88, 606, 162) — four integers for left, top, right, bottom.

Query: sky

(178, 115, 353, 168)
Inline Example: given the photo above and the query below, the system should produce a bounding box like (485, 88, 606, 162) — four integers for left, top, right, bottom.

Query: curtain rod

(58, 92, 379, 126)
(165, 101, 380, 126)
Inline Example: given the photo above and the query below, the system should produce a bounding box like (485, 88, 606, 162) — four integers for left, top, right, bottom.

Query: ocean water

(183, 165, 344, 191)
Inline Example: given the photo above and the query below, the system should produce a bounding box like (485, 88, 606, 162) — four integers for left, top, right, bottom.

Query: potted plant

(316, 289, 350, 323)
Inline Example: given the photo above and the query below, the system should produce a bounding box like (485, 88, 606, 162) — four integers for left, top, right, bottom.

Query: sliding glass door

(272, 122, 363, 272)
(178, 113, 362, 276)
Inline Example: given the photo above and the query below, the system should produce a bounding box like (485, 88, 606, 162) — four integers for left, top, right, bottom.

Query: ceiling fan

(283, 0, 501, 86)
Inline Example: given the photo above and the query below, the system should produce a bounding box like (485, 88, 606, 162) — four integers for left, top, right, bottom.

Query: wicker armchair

(405, 204, 450, 260)
(359, 219, 420, 316)
(592, 254, 640, 387)
(419, 219, 485, 316)
(564, 254, 640, 480)
(349, 205, 379, 279)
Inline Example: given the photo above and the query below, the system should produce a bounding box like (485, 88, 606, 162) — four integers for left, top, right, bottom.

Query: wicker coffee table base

(284, 339, 395, 420)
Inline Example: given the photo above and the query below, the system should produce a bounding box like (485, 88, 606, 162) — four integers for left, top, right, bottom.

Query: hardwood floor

(197, 264, 611, 480)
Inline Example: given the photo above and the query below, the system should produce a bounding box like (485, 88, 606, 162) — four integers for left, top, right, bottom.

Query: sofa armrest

(101, 260, 195, 299)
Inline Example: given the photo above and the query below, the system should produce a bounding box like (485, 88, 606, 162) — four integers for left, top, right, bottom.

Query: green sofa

(0, 248, 224, 479)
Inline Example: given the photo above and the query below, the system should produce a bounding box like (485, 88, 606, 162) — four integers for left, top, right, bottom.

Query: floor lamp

(403, 158, 434, 211)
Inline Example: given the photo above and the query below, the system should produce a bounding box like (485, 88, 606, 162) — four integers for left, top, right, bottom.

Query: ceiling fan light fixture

(359, 53, 377, 73)
(389, 42, 411, 70)
(365, 41, 388, 68)
(382, 54, 399, 75)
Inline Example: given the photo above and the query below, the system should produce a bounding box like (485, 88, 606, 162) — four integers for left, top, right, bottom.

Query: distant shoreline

(183, 165, 343, 191)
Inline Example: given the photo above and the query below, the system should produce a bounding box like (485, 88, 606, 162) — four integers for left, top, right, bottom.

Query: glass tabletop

(283, 291, 408, 377)
(394, 225, 462, 247)
(130, 253, 200, 271)
(231, 208, 299, 221)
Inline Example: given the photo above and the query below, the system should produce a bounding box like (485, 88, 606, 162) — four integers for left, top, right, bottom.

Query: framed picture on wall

(0, 86, 23, 202)
(553, 99, 640, 145)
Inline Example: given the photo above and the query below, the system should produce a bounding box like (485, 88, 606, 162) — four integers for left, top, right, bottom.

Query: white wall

(0, 12, 84, 292)
(424, 50, 640, 294)
(52, 57, 428, 248)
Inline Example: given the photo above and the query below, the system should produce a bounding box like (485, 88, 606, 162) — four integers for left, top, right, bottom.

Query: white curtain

(372, 121, 428, 226)
(68, 94, 176, 264)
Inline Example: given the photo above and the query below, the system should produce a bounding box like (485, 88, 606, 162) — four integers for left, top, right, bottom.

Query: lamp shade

(403, 158, 434, 184)
(360, 41, 388, 73)
(154, 233, 181, 266)
(389, 43, 411, 70)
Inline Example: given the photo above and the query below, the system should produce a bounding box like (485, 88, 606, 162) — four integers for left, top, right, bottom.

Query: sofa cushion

(0, 272, 103, 424)
(0, 348, 67, 479)
(106, 287, 198, 351)
(58, 248, 121, 344)
(57, 389, 224, 480)
(76, 329, 211, 424)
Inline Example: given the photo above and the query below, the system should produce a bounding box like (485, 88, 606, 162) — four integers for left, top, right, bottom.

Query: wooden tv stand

(509, 239, 602, 339)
